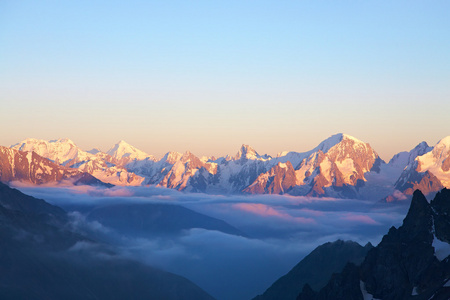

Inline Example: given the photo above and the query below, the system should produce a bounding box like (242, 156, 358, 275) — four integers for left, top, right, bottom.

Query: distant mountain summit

(12, 138, 80, 166)
(388, 141, 432, 169)
(10, 138, 144, 186)
(0, 146, 109, 187)
(234, 144, 271, 161)
(245, 133, 381, 197)
(392, 136, 450, 198)
(107, 140, 155, 165)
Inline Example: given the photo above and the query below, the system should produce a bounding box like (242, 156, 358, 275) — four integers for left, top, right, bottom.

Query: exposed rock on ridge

(0, 146, 109, 187)
(296, 189, 450, 300)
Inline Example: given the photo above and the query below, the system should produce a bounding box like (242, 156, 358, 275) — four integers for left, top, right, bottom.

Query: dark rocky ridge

(85, 202, 247, 238)
(296, 189, 450, 300)
(253, 240, 372, 300)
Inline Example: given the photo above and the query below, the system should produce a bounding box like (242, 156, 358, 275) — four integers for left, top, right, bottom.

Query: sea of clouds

(12, 183, 410, 300)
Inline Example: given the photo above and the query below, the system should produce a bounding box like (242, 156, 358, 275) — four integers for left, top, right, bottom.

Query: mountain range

(3, 133, 450, 200)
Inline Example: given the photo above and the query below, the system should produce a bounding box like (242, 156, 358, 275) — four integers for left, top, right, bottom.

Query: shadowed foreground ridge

(296, 189, 450, 300)
(0, 182, 214, 300)
(253, 240, 372, 300)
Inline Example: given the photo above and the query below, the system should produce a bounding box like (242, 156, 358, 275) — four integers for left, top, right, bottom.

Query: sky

(1, 1, 449, 161)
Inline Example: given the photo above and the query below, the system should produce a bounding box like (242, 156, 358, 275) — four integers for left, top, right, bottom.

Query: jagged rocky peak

(161, 151, 183, 164)
(402, 189, 434, 234)
(179, 151, 204, 168)
(181, 150, 195, 160)
(310, 133, 382, 174)
(244, 161, 296, 194)
(388, 141, 432, 169)
(314, 133, 361, 153)
(393, 135, 450, 196)
(326, 134, 378, 160)
(234, 144, 260, 160)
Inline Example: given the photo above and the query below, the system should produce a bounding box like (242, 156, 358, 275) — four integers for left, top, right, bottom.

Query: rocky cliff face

(244, 161, 297, 194)
(394, 137, 450, 197)
(11, 138, 144, 186)
(288, 134, 381, 197)
(395, 166, 444, 195)
(296, 189, 450, 300)
(0, 146, 108, 186)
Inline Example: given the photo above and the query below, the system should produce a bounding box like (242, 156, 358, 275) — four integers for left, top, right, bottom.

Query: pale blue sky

(1, 1, 449, 160)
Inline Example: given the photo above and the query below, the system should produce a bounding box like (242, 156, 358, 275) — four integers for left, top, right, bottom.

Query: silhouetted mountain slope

(296, 189, 450, 300)
(86, 202, 246, 237)
(0, 182, 215, 300)
(0, 181, 66, 222)
(253, 240, 372, 300)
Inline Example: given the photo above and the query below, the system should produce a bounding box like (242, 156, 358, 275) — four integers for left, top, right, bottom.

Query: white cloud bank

(12, 183, 409, 300)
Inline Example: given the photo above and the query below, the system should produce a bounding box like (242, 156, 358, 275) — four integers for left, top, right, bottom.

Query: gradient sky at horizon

(1, 1, 449, 160)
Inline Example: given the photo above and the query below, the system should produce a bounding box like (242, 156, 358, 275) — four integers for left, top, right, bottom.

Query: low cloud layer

(12, 183, 410, 300)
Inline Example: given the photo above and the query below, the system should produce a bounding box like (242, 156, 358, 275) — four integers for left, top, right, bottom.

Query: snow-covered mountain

(7, 133, 450, 199)
(244, 161, 297, 194)
(11, 138, 144, 186)
(388, 141, 432, 169)
(394, 136, 450, 196)
(245, 134, 383, 197)
(0, 146, 108, 186)
(127, 134, 387, 197)
(12, 138, 85, 166)
(106, 140, 156, 165)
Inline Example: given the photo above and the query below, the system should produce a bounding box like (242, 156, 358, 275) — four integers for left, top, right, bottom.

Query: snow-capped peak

(11, 138, 84, 166)
(234, 144, 259, 160)
(388, 141, 432, 169)
(433, 136, 450, 157)
(161, 151, 183, 164)
(107, 140, 149, 161)
(313, 133, 365, 154)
